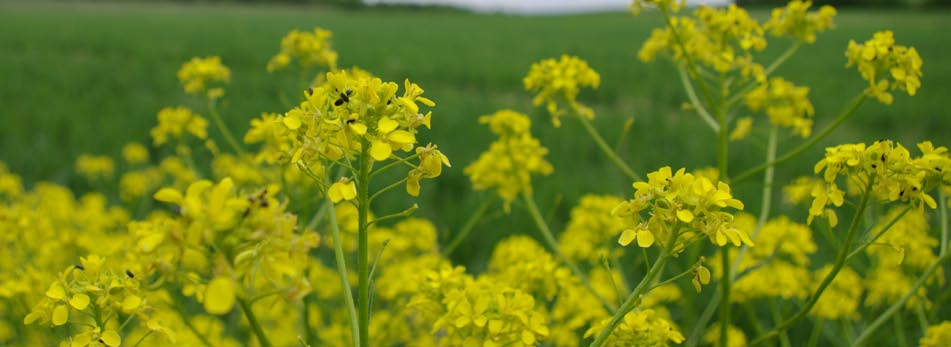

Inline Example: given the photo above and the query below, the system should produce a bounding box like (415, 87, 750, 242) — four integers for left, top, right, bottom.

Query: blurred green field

(1, 1, 950, 267)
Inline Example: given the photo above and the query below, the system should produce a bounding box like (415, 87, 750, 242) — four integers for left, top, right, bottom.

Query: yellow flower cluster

(921, 321, 951, 347)
(639, 5, 767, 81)
(150, 106, 208, 146)
(809, 140, 951, 225)
(523, 55, 600, 126)
(559, 195, 628, 265)
(121, 142, 149, 164)
(846, 31, 923, 104)
(149, 178, 318, 310)
(278, 70, 439, 163)
(75, 154, 115, 181)
(701, 323, 748, 347)
(613, 166, 750, 252)
(24, 255, 173, 346)
(177, 56, 230, 98)
(764, 0, 837, 44)
(713, 215, 816, 302)
(267, 27, 338, 72)
(464, 110, 553, 208)
(810, 265, 863, 320)
(864, 208, 938, 309)
(584, 309, 685, 347)
(744, 77, 815, 138)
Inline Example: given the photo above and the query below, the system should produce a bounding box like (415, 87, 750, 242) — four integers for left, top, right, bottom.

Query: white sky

(365, 0, 733, 14)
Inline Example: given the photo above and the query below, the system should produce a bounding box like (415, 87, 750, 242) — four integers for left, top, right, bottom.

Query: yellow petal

(698, 267, 711, 284)
(100, 330, 122, 347)
(69, 293, 90, 310)
(406, 174, 421, 197)
(417, 96, 436, 107)
(369, 141, 392, 161)
(378, 117, 399, 134)
(618, 229, 637, 246)
(328, 182, 344, 203)
(23, 311, 43, 325)
(46, 282, 66, 300)
(340, 181, 357, 201)
(637, 230, 655, 248)
(282, 115, 301, 130)
(203, 277, 235, 315)
(348, 122, 367, 135)
(153, 188, 183, 204)
(387, 130, 416, 145)
(122, 295, 142, 313)
(676, 209, 694, 223)
(52, 305, 68, 326)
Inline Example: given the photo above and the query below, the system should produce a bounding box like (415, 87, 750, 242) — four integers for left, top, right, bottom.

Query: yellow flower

(728, 117, 753, 141)
(614, 166, 749, 252)
(584, 309, 684, 346)
(764, 0, 837, 43)
(920, 321, 951, 347)
(75, 154, 115, 181)
(638, 5, 767, 83)
(464, 110, 553, 209)
(810, 265, 863, 320)
(745, 77, 815, 138)
(267, 27, 338, 72)
(810, 140, 951, 225)
(523, 55, 600, 126)
(177, 56, 230, 97)
(150, 106, 208, 146)
(121, 142, 150, 164)
(328, 178, 357, 203)
(846, 31, 923, 104)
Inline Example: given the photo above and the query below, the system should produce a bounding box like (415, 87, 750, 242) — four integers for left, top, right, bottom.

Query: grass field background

(2, 1, 950, 268)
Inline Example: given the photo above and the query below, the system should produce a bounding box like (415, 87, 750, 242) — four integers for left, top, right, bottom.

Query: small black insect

(74, 264, 85, 271)
(125, 270, 135, 278)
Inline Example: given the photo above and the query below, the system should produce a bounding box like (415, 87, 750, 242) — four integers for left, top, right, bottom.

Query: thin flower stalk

(750, 177, 876, 346)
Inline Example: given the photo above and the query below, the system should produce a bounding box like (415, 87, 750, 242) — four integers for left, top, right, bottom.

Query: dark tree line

(738, 0, 951, 8)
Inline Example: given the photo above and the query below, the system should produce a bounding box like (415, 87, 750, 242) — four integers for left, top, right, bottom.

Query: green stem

(327, 196, 360, 347)
(852, 245, 951, 346)
(940, 190, 948, 256)
(731, 94, 868, 184)
(720, 247, 731, 347)
(587, 253, 670, 347)
(678, 65, 719, 132)
(368, 177, 408, 203)
(131, 330, 153, 347)
(750, 177, 876, 346)
(521, 191, 616, 312)
(660, 6, 717, 110)
(744, 304, 765, 336)
(845, 205, 913, 262)
(685, 278, 722, 347)
(238, 298, 273, 347)
(769, 299, 791, 347)
(893, 313, 908, 347)
(356, 145, 371, 347)
(807, 318, 824, 347)
(757, 126, 779, 228)
(207, 99, 246, 156)
(443, 199, 492, 256)
(574, 113, 642, 182)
